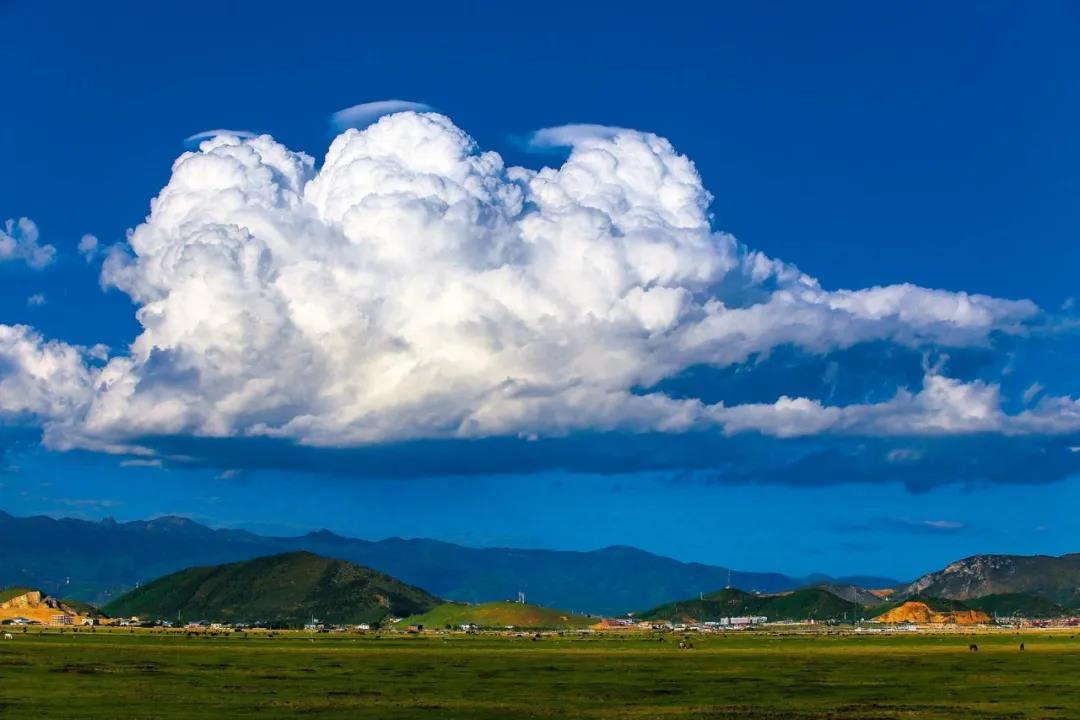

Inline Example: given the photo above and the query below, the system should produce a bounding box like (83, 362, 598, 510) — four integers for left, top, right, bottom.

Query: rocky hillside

(873, 599, 990, 625)
(903, 554, 1080, 606)
(103, 552, 440, 626)
(0, 588, 97, 625)
(810, 583, 895, 606)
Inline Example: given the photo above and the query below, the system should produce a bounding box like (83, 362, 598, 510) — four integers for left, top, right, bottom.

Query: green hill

(402, 601, 595, 629)
(103, 551, 439, 626)
(965, 593, 1073, 619)
(639, 587, 861, 623)
(59, 598, 106, 618)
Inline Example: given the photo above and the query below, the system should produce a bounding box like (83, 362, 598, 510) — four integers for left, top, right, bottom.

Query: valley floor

(2, 629, 1079, 718)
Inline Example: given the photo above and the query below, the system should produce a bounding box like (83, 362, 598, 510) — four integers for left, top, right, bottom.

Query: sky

(1, 1, 1079, 581)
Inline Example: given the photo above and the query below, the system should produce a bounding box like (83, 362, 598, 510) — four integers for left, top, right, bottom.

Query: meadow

(2, 628, 1079, 719)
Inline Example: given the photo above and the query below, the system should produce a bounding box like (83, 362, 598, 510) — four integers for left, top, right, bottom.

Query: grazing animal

(3, 633, 13, 640)
(969, 643, 979, 652)
(1019, 643, 1025, 652)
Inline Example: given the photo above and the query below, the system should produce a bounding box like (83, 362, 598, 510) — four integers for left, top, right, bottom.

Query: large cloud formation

(1, 112, 1077, 458)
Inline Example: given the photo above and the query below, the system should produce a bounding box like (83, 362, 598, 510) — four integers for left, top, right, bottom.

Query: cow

(968, 643, 979, 652)
(1019, 643, 1025, 652)
(3, 633, 12, 640)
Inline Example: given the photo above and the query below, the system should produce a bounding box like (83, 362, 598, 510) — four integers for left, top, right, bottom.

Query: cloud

(1022, 381, 1044, 404)
(26, 294, 46, 307)
(184, 129, 258, 144)
(55, 497, 119, 509)
(0, 112, 1074, 464)
(77, 234, 102, 262)
(835, 517, 966, 535)
(119, 458, 163, 468)
(329, 100, 434, 130)
(0, 218, 56, 269)
(526, 123, 631, 151)
(0, 325, 96, 420)
(712, 372, 1080, 438)
(885, 447, 923, 464)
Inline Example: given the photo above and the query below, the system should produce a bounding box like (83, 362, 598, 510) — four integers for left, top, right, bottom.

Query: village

(6, 586, 1080, 637)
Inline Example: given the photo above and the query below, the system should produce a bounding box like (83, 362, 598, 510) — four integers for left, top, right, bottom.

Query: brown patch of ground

(873, 601, 991, 625)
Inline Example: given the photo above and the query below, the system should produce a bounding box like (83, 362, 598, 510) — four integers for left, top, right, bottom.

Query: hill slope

(810, 583, 895, 606)
(0, 510, 892, 615)
(964, 593, 1074, 618)
(903, 554, 1080, 606)
(0, 588, 98, 624)
(640, 587, 862, 623)
(403, 601, 594, 629)
(103, 552, 439, 625)
(872, 599, 990, 625)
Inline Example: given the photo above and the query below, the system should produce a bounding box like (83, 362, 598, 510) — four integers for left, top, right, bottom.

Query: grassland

(2, 628, 1080, 718)
(402, 600, 596, 629)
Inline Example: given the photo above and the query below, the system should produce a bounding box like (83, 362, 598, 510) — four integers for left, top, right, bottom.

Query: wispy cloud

(524, 123, 631, 151)
(330, 100, 433, 130)
(120, 458, 163, 468)
(26, 293, 46, 307)
(55, 497, 119, 510)
(184, 129, 257, 144)
(835, 517, 967, 535)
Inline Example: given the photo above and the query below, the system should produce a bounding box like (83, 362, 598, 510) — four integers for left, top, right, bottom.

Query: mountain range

(0, 509, 896, 615)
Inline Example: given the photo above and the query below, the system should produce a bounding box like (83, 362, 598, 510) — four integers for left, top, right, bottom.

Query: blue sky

(1, 1, 1078, 581)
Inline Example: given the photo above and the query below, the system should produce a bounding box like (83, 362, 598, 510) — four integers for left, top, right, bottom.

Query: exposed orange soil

(873, 601, 990, 625)
(0, 590, 88, 625)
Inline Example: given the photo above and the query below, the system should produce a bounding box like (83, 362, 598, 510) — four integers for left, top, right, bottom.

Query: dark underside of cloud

(135, 428, 1080, 493)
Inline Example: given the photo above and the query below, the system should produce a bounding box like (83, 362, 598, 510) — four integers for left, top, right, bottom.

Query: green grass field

(402, 600, 596, 629)
(2, 629, 1079, 718)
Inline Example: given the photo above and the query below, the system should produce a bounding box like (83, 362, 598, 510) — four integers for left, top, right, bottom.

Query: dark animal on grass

(1019, 643, 1025, 651)
(969, 644, 978, 652)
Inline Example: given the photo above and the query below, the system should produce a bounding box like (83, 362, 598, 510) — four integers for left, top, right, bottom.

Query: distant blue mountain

(0, 509, 899, 615)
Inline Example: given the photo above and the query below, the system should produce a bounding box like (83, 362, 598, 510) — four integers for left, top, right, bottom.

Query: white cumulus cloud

(0, 325, 96, 420)
(0, 218, 56, 270)
(712, 372, 1080, 438)
(0, 111, 1072, 454)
